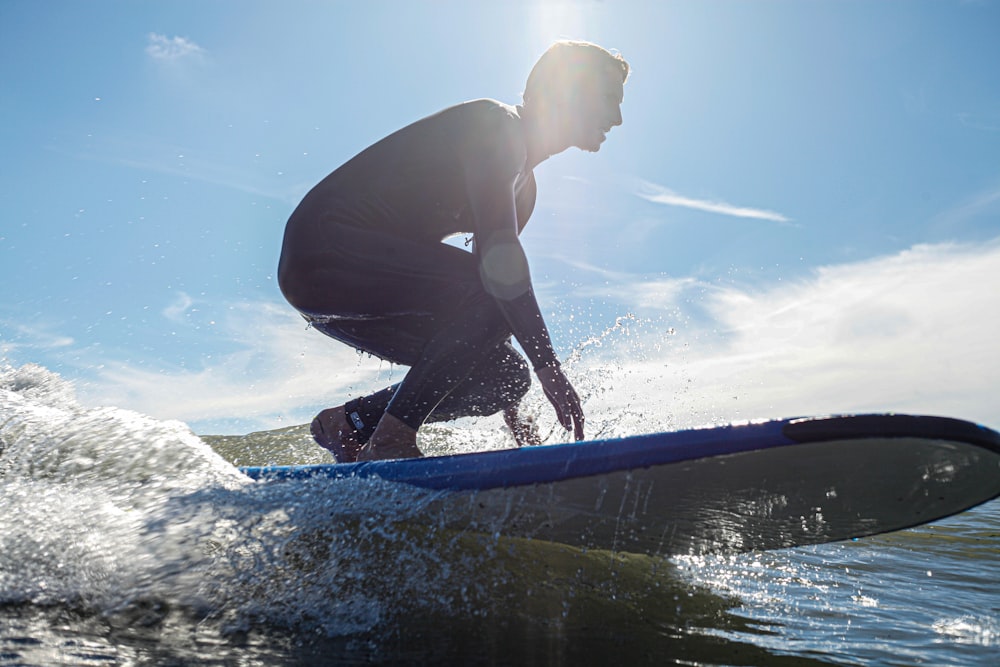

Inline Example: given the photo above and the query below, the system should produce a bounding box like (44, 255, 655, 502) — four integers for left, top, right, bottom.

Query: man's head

(523, 41, 630, 153)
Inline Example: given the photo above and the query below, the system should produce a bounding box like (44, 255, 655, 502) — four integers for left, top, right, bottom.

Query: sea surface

(1, 363, 997, 666)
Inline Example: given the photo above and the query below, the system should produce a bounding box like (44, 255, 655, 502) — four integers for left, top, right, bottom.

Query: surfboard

(240, 414, 1000, 556)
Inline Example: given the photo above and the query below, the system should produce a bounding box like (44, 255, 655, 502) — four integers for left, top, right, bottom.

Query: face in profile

(564, 64, 625, 153)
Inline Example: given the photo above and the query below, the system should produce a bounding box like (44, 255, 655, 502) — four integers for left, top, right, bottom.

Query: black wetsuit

(278, 99, 557, 440)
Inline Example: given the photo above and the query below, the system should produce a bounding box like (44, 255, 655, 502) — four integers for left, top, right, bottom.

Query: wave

(0, 364, 493, 636)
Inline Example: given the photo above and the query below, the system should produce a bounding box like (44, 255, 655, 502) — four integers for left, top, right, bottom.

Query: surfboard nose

(783, 414, 1000, 452)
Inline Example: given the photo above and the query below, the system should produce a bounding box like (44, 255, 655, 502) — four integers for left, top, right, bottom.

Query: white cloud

(83, 301, 399, 434)
(636, 180, 792, 224)
(162, 292, 195, 323)
(145, 33, 205, 61)
(579, 238, 1000, 432)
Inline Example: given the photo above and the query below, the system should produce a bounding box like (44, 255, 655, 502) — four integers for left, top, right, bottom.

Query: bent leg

(424, 340, 531, 423)
(284, 223, 532, 456)
(319, 339, 531, 447)
(282, 223, 483, 332)
(382, 289, 527, 430)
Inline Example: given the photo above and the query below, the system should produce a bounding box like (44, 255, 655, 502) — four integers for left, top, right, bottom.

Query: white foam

(0, 364, 502, 636)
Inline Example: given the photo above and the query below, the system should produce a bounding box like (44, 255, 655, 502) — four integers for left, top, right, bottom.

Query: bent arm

(462, 120, 585, 440)
(465, 162, 558, 371)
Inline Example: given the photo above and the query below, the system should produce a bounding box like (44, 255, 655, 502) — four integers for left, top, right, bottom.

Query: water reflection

(1, 534, 838, 667)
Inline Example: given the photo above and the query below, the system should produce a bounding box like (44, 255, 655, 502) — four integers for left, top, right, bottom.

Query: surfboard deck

(240, 414, 1000, 556)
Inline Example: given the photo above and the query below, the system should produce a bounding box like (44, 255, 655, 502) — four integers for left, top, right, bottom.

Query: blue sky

(2, 0, 999, 436)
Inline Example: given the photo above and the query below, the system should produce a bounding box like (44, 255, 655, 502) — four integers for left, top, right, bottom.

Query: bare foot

(357, 413, 423, 461)
(310, 406, 364, 463)
(503, 405, 542, 447)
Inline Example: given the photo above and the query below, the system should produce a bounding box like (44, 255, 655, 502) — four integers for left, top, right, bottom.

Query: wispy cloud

(637, 180, 792, 224)
(957, 112, 1000, 133)
(145, 33, 205, 61)
(934, 181, 1000, 228)
(163, 292, 195, 323)
(53, 135, 310, 206)
(0, 321, 75, 355)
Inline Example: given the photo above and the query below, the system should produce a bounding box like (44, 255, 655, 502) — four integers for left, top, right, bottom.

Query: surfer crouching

(277, 41, 628, 461)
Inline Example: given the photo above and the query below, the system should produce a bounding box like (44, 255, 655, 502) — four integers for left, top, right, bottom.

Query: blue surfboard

(240, 414, 1000, 556)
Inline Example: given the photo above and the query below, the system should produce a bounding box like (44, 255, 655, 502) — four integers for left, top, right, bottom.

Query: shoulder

(425, 99, 522, 136)
(380, 99, 524, 157)
(450, 99, 527, 174)
(460, 98, 520, 120)
(468, 99, 523, 138)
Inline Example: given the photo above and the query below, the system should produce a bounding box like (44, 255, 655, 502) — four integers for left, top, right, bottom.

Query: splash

(502, 312, 690, 444)
(1, 364, 244, 617)
(0, 364, 530, 637)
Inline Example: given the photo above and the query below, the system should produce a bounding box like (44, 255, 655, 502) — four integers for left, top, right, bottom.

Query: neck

(518, 103, 570, 170)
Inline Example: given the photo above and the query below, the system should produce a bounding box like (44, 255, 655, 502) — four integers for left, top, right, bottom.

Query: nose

(611, 105, 622, 127)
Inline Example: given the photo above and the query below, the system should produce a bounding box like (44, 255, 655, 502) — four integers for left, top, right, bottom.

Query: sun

(526, 1, 591, 50)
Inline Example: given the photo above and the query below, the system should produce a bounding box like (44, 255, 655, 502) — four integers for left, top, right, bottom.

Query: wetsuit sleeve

(480, 242, 559, 371)
(463, 114, 560, 371)
(497, 288, 560, 370)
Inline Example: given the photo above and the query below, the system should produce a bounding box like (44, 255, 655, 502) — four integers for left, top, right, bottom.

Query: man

(278, 41, 628, 462)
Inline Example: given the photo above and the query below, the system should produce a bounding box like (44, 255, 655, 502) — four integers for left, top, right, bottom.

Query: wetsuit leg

(426, 339, 530, 422)
(336, 339, 530, 444)
(290, 223, 530, 434)
(381, 288, 522, 429)
(282, 223, 483, 327)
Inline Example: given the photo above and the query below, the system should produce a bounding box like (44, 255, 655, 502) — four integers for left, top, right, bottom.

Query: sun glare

(527, 1, 590, 50)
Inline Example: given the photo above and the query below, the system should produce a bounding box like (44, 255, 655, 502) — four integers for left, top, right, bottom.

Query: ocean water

(1, 363, 998, 666)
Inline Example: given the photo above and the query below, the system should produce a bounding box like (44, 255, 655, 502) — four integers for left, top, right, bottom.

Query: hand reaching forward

(536, 365, 585, 441)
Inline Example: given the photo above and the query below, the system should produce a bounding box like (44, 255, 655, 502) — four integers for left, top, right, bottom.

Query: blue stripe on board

(239, 414, 1000, 491)
(241, 417, 794, 488)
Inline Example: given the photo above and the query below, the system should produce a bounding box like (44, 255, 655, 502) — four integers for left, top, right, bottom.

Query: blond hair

(523, 41, 629, 104)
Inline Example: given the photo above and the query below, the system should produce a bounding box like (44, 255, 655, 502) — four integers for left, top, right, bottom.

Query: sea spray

(0, 364, 536, 637)
(527, 311, 687, 442)
(0, 363, 247, 619)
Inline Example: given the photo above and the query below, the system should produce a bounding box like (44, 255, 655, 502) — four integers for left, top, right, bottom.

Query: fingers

(563, 387, 585, 441)
(548, 388, 571, 429)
